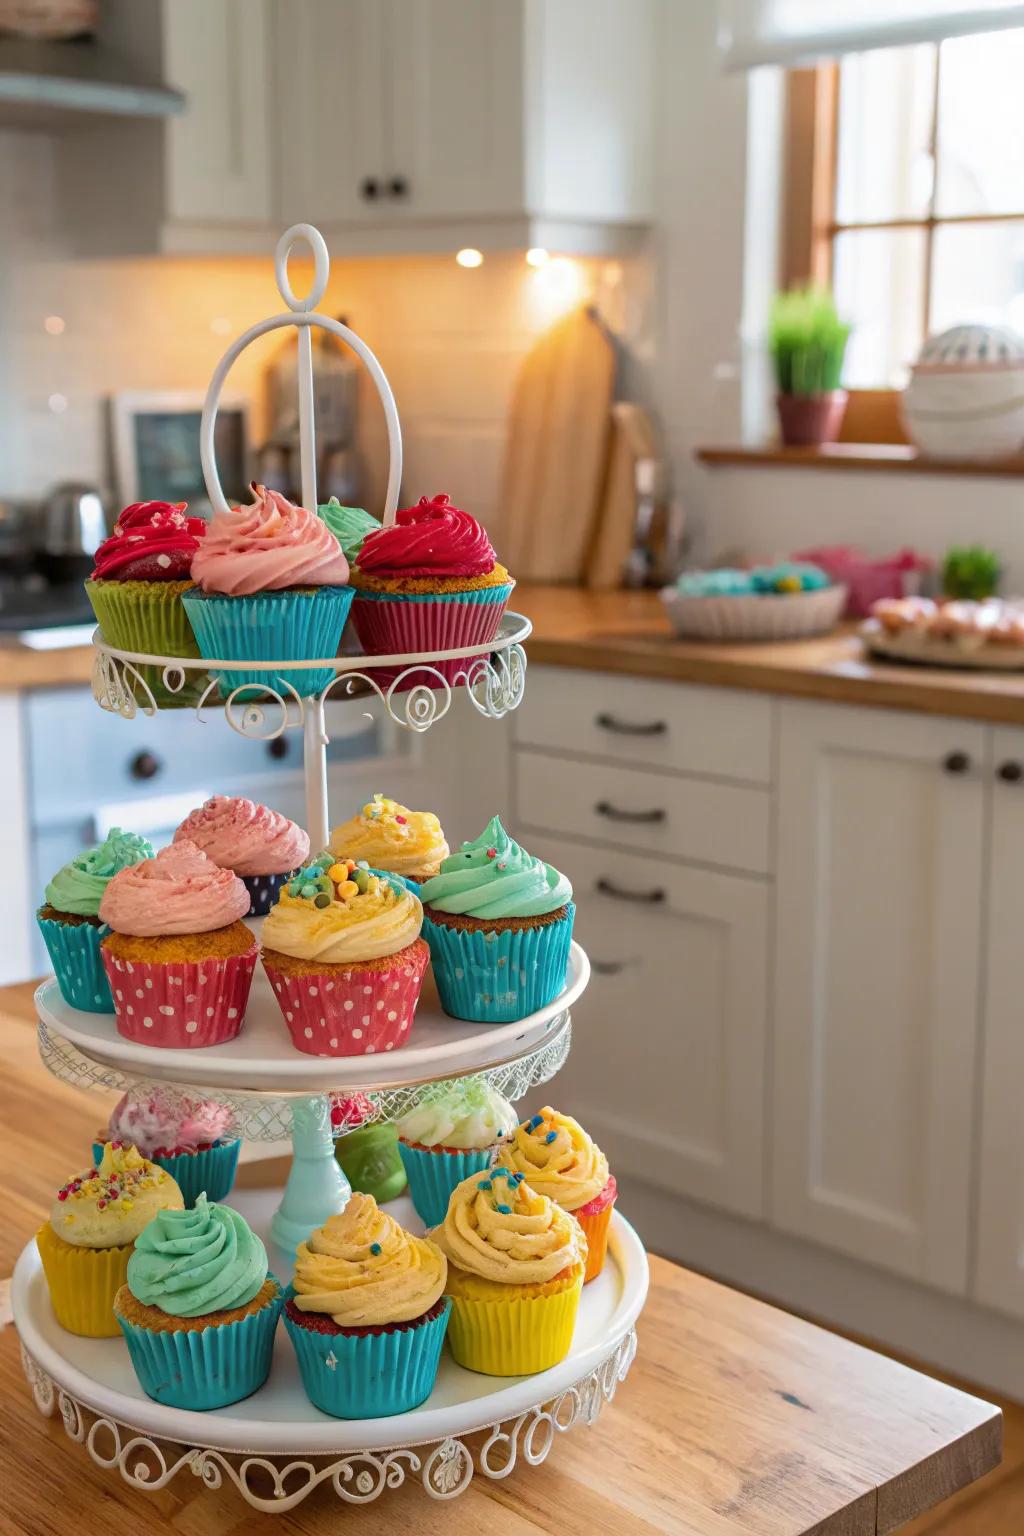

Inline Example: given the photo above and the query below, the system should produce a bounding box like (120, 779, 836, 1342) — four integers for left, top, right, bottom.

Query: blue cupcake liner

(92, 1138, 240, 1207)
(240, 870, 293, 917)
(116, 1276, 283, 1410)
(181, 586, 354, 700)
(351, 582, 513, 607)
(421, 905, 575, 1023)
(397, 1142, 494, 1226)
(283, 1289, 451, 1418)
(37, 913, 113, 1013)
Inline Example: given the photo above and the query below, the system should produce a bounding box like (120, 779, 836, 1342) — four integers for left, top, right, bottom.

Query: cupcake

(94, 1094, 239, 1208)
(284, 1193, 449, 1418)
(173, 795, 310, 916)
(495, 1108, 616, 1283)
(419, 817, 574, 1022)
(332, 1092, 408, 1203)
(85, 500, 208, 707)
(328, 793, 449, 888)
(37, 827, 152, 1013)
(431, 1169, 586, 1375)
(317, 498, 381, 563)
(261, 853, 429, 1055)
(395, 1082, 518, 1228)
(348, 493, 514, 690)
(182, 483, 352, 701)
(36, 1143, 183, 1337)
(99, 841, 257, 1048)
(114, 1195, 283, 1409)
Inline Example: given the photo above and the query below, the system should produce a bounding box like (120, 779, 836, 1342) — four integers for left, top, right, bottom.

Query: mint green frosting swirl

(317, 499, 380, 562)
(44, 828, 153, 917)
(420, 816, 572, 919)
(126, 1195, 268, 1317)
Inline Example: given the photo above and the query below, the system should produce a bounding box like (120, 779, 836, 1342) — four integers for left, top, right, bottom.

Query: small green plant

(941, 545, 1002, 601)
(769, 286, 851, 396)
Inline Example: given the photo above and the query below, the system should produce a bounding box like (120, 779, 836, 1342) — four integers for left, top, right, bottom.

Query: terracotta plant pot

(776, 390, 848, 447)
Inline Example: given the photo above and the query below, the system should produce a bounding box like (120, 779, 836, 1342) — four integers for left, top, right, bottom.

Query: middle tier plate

(34, 942, 589, 1093)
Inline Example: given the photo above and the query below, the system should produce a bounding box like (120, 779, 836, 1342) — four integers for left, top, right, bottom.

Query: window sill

(696, 444, 1024, 478)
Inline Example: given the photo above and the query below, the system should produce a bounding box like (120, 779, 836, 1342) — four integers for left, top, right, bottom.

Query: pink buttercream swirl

(356, 493, 496, 578)
(173, 795, 310, 876)
(99, 841, 251, 936)
(190, 484, 350, 595)
(107, 1092, 233, 1156)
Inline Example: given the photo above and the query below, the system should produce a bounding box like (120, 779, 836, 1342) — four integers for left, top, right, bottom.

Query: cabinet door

(975, 725, 1024, 1317)
(773, 701, 987, 1293)
(274, 0, 388, 226)
(164, 0, 273, 224)
(533, 834, 768, 1219)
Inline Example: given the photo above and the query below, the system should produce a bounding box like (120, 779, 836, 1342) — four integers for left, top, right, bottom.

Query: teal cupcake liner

(398, 1142, 494, 1227)
(351, 583, 514, 606)
(181, 586, 354, 700)
(284, 1291, 451, 1418)
(37, 914, 113, 1013)
(421, 905, 575, 1023)
(116, 1277, 283, 1410)
(92, 1139, 240, 1207)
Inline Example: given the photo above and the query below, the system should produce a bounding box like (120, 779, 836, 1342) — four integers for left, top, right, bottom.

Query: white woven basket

(661, 583, 847, 642)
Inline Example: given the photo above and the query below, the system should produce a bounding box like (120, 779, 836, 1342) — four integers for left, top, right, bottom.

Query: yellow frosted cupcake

(36, 1143, 184, 1337)
(328, 793, 449, 887)
(495, 1107, 616, 1283)
(430, 1169, 586, 1375)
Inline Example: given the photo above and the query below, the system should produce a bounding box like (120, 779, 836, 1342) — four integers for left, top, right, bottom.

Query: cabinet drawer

(515, 749, 771, 876)
(514, 666, 773, 784)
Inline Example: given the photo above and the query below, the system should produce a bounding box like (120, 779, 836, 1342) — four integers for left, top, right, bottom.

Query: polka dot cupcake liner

(100, 944, 258, 1048)
(262, 938, 429, 1057)
(240, 870, 293, 918)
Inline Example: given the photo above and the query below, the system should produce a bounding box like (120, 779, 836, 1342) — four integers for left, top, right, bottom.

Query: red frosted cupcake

(99, 842, 257, 1048)
(261, 854, 429, 1056)
(173, 795, 310, 916)
(348, 493, 514, 690)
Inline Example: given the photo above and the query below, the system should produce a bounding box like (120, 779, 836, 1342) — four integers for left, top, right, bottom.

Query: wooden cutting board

(585, 401, 659, 590)
(499, 306, 616, 583)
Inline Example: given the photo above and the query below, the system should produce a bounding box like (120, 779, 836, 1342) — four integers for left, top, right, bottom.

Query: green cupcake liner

(85, 579, 206, 708)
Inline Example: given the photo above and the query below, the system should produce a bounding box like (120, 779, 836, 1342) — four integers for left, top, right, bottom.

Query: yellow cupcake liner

(445, 1264, 584, 1376)
(36, 1224, 133, 1338)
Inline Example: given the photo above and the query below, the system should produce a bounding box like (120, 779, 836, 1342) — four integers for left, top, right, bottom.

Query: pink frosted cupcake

(174, 796, 310, 916)
(99, 842, 257, 1048)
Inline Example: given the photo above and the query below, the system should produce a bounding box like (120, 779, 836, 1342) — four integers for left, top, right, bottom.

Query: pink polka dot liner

(100, 946, 258, 1048)
(261, 941, 429, 1057)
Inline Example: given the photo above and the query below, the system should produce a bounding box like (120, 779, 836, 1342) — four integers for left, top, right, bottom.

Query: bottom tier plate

(14, 1188, 647, 1510)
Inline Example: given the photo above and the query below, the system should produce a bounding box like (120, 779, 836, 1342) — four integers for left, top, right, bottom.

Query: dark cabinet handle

(267, 736, 289, 761)
(591, 959, 627, 976)
(129, 750, 161, 781)
(360, 176, 380, 200)
(388, 176, 409, 197)
(943, 751, 971, 775)
(997, 760, 1023, 783)
(596, 877, 665, 905)
(595, 800, 666, 825)
(595, 712, 666, 737)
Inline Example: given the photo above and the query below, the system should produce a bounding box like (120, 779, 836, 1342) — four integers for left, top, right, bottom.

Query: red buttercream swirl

(91, 501, 207, 582)
(355, 494, 495, 579)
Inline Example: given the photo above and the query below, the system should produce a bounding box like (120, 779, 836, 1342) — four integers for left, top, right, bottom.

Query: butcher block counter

(0, 981, 1003, 1536)
(8, 589, 1024, 725)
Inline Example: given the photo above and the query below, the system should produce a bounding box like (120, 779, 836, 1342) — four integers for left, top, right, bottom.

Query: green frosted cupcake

(395, 1082, 518, 1227)
(37, 828, 153, 1013)
(317, 498, 381, 563)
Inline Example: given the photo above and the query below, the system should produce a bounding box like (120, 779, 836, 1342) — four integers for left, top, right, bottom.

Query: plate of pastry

(863, 596, 1024, 669)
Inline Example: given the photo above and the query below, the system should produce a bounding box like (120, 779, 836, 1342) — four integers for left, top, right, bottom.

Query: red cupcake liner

(101, 945, 258, 1048)
(350, 592, 509, 691)
(263, 941, 429, 1057)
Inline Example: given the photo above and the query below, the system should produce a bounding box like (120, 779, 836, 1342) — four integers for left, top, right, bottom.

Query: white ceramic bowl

(660, 584, 847, 643)
(901, 324, 1024, 460)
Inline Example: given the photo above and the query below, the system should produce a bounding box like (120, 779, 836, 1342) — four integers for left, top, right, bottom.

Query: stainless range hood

(0, 31, 183, 127)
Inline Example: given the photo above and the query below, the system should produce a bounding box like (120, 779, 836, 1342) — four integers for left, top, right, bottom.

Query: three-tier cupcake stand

(12, 225, 647, 1513)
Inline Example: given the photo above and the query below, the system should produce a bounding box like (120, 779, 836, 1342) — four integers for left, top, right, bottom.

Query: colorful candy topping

(286, 851, 388, 906)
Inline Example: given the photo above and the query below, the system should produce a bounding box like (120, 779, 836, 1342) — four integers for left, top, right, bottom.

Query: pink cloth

(174, 795, 310, 876)
(99, 840, 251, 935)
(190, 484, 350, 595)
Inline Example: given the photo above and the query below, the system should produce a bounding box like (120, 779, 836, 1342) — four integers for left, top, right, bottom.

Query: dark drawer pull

(596, 712, 666, 737)
(596, 877, 665, 905)
(943, 750, 971, 775)
(595, 800, 665, 825)
(997, 760, 1023, 783)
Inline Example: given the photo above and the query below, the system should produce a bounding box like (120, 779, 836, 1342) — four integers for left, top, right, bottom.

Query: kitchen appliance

(35, 479, 106, 583)
(256, 318, 363, 506)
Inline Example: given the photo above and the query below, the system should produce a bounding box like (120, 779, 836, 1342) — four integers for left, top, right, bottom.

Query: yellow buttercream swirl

(292, 1193, 447, 1325)
(432, 1171, 586, 1286)
(494, 1107, 608, 1213)
(329, 794, 449, 879)
(262, 880, 422, 963)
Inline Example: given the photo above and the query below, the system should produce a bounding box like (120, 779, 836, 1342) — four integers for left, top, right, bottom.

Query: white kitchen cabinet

(974, 725, 1024, 1319)
(773, 700, 988, 1294)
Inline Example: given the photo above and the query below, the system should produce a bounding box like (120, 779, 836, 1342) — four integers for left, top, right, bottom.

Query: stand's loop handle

(274, 224, 329, 314)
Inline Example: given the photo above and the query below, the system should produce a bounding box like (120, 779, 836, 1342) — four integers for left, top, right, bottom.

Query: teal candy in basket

(419, 817, 574, 1023)
(37, 829, 152, 1013)
(394, 1081, 519, 1227)
(182, 484, 353, 701)
(115, 1196, 283, 1411)
(94, 1093, 239, 1208)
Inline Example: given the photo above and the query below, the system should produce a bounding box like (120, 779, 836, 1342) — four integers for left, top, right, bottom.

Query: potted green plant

(941, 545, 1001, 600)
(769, 286, 851, 447)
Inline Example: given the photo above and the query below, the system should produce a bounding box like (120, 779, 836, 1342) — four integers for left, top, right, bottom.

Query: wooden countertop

(0, 982, 1002, 1535)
